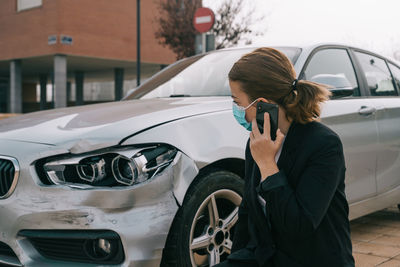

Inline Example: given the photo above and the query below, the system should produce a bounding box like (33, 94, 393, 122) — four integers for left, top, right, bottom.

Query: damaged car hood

(0, 97, 230, 152)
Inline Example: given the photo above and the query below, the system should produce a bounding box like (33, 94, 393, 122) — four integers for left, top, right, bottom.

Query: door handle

(359, 106, 376, 116)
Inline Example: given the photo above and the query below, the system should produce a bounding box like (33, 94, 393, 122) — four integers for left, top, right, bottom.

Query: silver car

(1, 43, 400, 267)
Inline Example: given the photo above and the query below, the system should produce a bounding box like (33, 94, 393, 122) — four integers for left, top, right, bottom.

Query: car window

(388, 63, 400, 93)
(123, 47, 302, 99)
(354, 52, 397, 96)
(302, 48, 360, 97)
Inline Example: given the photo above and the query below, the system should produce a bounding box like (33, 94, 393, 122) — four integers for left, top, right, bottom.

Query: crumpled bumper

(0, 139, 190, 267)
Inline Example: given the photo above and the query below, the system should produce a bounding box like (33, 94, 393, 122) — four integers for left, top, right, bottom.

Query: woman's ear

(258, 97, 273, 104)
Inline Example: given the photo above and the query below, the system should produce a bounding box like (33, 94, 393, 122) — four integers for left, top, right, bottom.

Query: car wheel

(161, 169, 244, 267)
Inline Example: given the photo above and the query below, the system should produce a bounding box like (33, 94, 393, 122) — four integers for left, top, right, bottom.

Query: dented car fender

(121, 110, 248, 205)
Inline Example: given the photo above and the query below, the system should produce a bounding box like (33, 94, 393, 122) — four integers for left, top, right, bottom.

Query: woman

(214, 47, 355, 267)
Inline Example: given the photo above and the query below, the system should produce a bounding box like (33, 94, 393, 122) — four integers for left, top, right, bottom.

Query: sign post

(193, 7, 215, 54)
(202, 33, 206, 54)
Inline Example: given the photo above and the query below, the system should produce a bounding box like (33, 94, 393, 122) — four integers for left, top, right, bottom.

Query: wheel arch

(180, 158, 245, 206)
(199, 158, 245, 182)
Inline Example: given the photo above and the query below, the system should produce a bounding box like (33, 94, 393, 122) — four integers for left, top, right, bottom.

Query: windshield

(123, 47, 302, 100)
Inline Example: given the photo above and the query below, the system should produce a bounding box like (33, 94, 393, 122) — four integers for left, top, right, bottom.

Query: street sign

(193, 7, 215, 33)
(48, 35, 57, 45)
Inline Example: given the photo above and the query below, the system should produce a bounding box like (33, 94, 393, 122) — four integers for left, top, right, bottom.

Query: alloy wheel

(189, 189, 242, 266)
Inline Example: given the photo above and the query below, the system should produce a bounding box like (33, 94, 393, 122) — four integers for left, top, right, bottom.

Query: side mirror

(310, 74, 354, 98)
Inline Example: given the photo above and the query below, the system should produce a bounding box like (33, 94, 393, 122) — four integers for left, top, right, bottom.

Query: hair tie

(291, 79, 298, 91)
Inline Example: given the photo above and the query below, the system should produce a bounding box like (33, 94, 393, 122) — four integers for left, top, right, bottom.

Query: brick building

(0, 0, 177, 113)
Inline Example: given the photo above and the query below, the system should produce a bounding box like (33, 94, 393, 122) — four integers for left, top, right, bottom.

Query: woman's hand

(249, 112, 285, 181)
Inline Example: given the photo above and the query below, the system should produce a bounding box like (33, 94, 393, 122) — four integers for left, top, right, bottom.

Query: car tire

(160, 168, 244, 267)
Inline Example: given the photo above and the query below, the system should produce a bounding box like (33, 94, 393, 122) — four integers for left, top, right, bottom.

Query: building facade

(0, 0, 177, 113)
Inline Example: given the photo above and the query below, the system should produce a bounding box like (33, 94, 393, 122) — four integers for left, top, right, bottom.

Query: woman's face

(229, 80, 274, 123)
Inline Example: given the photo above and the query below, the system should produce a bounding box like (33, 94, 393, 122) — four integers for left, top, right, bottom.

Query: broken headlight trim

(77, 157, 107, 183)
(41, 144, 177, 186)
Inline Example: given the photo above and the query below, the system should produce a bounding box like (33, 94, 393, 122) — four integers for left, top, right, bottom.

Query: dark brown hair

(228, 47, 332, 124)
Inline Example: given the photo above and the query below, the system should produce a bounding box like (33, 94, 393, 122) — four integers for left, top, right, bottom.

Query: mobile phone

(256, 101, 279, 140)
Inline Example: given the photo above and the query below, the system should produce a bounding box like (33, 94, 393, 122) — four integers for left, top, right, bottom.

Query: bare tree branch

(211, 0, 265, 49)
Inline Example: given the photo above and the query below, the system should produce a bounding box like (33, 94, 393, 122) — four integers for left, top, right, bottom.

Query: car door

(353, 50, 400, 195)
(300, 47, 378, 203)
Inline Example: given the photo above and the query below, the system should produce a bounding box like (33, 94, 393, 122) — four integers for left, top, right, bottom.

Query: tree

(154, 0, 202, 60)
(154, 0, 265, 59)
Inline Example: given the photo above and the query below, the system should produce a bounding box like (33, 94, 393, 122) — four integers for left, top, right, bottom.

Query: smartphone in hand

(256, 101, 279, 140)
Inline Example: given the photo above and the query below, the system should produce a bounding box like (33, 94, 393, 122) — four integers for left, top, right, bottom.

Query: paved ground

(351, 205, 400, 266)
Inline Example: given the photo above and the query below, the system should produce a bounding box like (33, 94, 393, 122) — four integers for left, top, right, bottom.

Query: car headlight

(40, 144, 177, 186)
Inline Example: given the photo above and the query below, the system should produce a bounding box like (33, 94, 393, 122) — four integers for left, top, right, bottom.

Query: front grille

(0, 156, 19, 199)
(0, 241, 22, 266)
(19, 230, 125, 265)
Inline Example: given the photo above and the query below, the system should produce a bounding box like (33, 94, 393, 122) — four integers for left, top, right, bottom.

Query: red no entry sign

(193, 7, 215, 33)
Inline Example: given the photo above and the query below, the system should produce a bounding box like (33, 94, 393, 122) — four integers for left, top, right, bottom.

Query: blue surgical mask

(232, 99, 259, 131)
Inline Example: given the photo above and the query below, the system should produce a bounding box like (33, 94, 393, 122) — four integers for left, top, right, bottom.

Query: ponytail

(282, 80, 332, 124)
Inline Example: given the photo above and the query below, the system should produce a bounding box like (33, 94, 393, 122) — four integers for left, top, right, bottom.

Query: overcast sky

(203, 0, 400, 60)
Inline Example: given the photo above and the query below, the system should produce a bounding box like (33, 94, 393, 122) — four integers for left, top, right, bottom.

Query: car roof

(217, 42, 360, 53)
(213, 42, 400, 67)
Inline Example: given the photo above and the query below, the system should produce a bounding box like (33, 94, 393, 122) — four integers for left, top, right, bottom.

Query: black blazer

(227, 120, 355, 267)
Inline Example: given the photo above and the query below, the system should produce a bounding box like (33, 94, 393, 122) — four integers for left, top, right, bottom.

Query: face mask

(232, 99, 259, 131)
